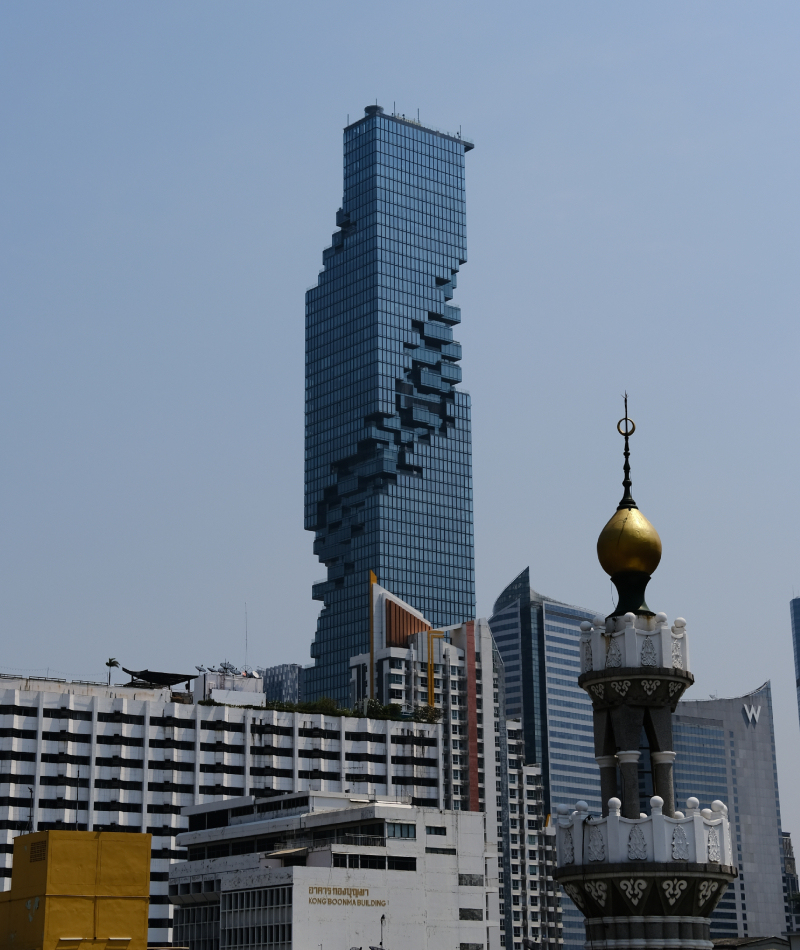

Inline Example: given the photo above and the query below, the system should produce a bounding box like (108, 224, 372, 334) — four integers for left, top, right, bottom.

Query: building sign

(308, 886, 387, 907)
(743, 704, 761, 724)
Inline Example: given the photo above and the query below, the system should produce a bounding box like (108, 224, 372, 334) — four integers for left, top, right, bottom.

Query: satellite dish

(195, 666, 206, 672)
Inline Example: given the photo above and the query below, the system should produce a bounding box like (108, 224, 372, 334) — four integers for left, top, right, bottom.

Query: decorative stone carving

(669, 682, 682, 697)
(612, 680, 631, 697)
(588, 825, 606, 862)
(582, 640, 593, 672)
(671, 637, 683, 669)
(591, 684, 605, 699)
(627, 824, 647, 860)
(607, 636, 622, 668)
(563, 828, 574, 864)
(662, 878, 687, 906)
(698, 880, 720, 907)
(619, 878, 647, 906)
(641, 679, 661, 697)
(562, 882, 584, 910)
(671, 824, 689, 860)
(707, 827, 721, 863)
(584, 880, 608, 907)
(640, 636, 657, 667)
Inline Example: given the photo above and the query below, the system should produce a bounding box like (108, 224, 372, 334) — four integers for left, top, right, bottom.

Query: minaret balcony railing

(579, 612, 690, 675)
(555, 797, 733, 868)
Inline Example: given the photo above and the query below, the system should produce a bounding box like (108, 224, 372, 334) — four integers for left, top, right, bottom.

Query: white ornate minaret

(554, 400, 736, 950)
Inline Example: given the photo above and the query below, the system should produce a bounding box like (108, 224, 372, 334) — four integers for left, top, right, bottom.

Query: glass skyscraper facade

(489, 567, 602, 950)
(791, 597, 800, 729)
(666, 682, 789, 938)
(304, 105, 476, 704)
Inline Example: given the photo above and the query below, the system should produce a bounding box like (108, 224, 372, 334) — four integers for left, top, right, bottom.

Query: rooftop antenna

(245, 603, 248, 672)
(26, 786, 34, 833)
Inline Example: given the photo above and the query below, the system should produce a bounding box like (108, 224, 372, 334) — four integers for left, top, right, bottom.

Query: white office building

(170, 790, 499, 949)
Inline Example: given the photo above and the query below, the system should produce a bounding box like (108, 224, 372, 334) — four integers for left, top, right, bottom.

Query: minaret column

(651, 750, 676, 817)
(556, 405, 737, 950)
(616, 750, 641, 819)
(595, 755, 618, 817)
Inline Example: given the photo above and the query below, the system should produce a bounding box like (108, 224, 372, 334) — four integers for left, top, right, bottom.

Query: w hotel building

(304, 104, 476, 705)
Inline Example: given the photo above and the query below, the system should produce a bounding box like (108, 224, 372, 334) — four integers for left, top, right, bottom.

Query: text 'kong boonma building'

(554, 405, 737, 950)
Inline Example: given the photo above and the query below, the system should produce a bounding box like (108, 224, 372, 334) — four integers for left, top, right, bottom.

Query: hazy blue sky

(2, 2, 799, 831)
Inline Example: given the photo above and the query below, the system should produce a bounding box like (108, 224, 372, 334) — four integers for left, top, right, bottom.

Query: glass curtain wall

(791, 597, 800, 729)
(489, 568, 602, 950)
(304, 105, 476, 704)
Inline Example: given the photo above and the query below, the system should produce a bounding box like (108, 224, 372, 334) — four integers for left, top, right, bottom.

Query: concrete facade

(349, 591, 501, 815)
(0, 670, 498, 944)
(499, 738, 561, 950)
(169, 791, 498, 949)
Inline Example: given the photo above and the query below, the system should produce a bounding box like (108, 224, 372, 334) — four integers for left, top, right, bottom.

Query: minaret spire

(555, 406, 736, 950)
(617, 392, 637, 511)
(597, 399, 662, 617)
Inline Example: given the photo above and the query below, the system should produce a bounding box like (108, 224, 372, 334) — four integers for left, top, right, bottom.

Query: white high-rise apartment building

(500, 720, 561, 950)
(350, 582, 504, 816)
(0, 649, 502, 944)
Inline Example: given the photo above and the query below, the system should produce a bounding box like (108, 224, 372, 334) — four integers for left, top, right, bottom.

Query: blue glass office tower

(791, 597, 800, 729)
(489, 568, 602, 950)
(304, 105, 476, 704)
(665, 683, 789, 939)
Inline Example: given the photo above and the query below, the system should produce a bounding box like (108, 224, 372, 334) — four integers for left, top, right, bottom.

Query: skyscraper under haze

(304, 105, 475, 704)
(791, 596, 800, 729)
(489, 567, 602, 950)
(665, 683, 788, 938)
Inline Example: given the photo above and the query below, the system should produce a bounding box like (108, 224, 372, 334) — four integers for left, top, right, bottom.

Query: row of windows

(346, 139, 464, 172)
(345, 115, 466, 154)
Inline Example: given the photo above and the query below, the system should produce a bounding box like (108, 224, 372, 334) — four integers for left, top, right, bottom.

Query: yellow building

(0, 830, 151, 950)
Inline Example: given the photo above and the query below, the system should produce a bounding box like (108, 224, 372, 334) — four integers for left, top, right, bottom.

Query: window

(427, 826, 447, 836)
(388, 855, 416, 871)
(333, 854, 347, 867)
(459, 908, 483, 920)
(387, 822, 416, 838)
(359, 854, 386, 870)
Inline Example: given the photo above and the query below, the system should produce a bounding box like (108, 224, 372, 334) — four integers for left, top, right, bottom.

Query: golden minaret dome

(598, 398, 662, 616)
(597, 506, 662, 577)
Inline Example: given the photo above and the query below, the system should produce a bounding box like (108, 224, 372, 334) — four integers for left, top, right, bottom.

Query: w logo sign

(743, 704, 761, 724)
